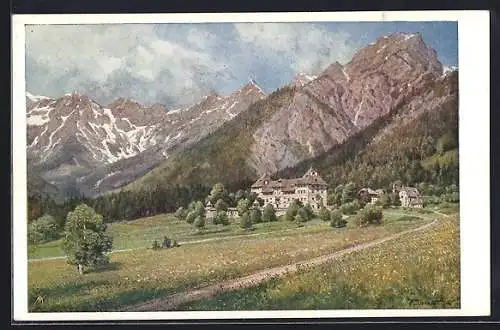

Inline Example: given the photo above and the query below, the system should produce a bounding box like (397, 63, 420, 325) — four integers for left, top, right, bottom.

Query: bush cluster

(330, 209, 347, 228)
(284, 200, 315, 223)
(340, 200, 361, 215)
(28, 214, 59, 244)
(354, 205, 383, 227)
(152, 236, 179, 250)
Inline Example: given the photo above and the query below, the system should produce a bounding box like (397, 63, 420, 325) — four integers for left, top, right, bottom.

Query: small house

(357, 188, 383, 205)
(399, 187, 424, 208)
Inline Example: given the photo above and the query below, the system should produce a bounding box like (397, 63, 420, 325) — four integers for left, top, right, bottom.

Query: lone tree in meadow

(62, 204, 113, 275)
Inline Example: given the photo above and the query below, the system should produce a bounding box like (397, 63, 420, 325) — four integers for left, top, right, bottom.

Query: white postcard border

(12, 10, 491, 321)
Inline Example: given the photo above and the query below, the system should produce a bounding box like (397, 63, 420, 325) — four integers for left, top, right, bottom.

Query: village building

(398, 187, 424, 208)
(357, 188, 385, 205)
(205, 200, 239, 219)
(250, 167, 328, 210)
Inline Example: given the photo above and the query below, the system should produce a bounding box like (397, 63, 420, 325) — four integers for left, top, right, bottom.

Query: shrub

(341, 182, 357, 204)
(330, 210, 346, 228)
(175, 207, 187, 220)
(340, 200, 361, 215)
(215, 199, 228, 212)
(294, 213, 306, 224)
(28, 214, 59, 244)
(262, 204, 277, 222)
(194, 216, 205, 230)
(186, 200, 205, 224)
(162, 236, 172, 248)
(250, 208, 262, 224)
(285, 201, 300, 221)
(237, 198, 251, 216)
(213, 210, 230, 226)
(185, 211, 197, 224)
(303, 205, 315, 220)
(151, 240, 161, 250)
(297, 207, 310, 223)
(355, 205, 383, 227)
(240, 212, 253, 230)
(441, 192, 459, 203)
(318, 206, 331, 222)
(375, 194, 391, 209)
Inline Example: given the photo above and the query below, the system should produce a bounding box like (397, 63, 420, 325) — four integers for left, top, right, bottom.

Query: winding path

(123, 212, 447, 312)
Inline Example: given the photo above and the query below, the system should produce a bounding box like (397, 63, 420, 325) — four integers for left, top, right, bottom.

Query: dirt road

(123, 215, 442, 312)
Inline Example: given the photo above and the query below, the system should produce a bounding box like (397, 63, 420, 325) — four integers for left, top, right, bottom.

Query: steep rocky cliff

(125, 32, 456, 192)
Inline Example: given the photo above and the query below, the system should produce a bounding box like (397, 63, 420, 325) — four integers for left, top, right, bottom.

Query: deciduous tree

(62, 204, 112, 275)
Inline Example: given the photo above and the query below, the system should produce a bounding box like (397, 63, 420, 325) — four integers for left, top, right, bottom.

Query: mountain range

(26, 32, 458, 200)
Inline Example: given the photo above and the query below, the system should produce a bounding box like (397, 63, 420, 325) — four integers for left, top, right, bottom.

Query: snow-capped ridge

(26, 92, 51, 102)
(443, 65, 458, 74)
(247, 79, 265, 95)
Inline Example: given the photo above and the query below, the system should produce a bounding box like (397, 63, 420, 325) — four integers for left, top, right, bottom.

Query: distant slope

(26, 81, 265, 198)
(125, 86, 296, 192)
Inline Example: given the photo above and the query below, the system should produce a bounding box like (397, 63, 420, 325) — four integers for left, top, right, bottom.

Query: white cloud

(25, 24, 226, 106)
(25, 23, 358, 107)
(234, 23, 356, 73)
(186, 28, 217, 49)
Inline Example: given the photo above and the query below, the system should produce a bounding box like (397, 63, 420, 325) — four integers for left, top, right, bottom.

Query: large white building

(250, 168, 328, 210)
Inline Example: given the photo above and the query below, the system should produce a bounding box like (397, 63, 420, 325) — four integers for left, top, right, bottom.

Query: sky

(25, 21, 458, 109)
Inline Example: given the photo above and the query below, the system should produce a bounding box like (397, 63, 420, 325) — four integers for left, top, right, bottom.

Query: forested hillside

(277, 71, 458, 191)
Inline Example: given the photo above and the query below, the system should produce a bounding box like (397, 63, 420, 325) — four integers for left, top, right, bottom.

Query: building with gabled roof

(399, 186, 424, 208)
(250, 167, 328, 210)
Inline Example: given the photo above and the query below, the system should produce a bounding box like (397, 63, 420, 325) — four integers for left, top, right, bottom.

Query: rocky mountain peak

(242, 79, 265, 96)
(348, 32, 442, 76)
(292, 73, 318, 87)
(107, 97, 143, 111)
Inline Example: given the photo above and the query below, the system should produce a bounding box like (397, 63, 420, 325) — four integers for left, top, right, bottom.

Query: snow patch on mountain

(404, 33, 417, 41)
(249, 79, 265, 95)
(443, 65, 458, 74)
(341, 68, 350, 82)
(376, 45, 387, 54)
(26, 92, 51, 102)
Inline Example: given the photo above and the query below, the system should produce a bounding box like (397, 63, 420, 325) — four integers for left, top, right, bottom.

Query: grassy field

(28, 214, 327, 259)
(28, 208, 437, 312)
(178, 214, 459, 310)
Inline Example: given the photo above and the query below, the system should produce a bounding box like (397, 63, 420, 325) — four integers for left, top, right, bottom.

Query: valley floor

(177, 213, 459, 311)
(27, 206, 457, 312)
